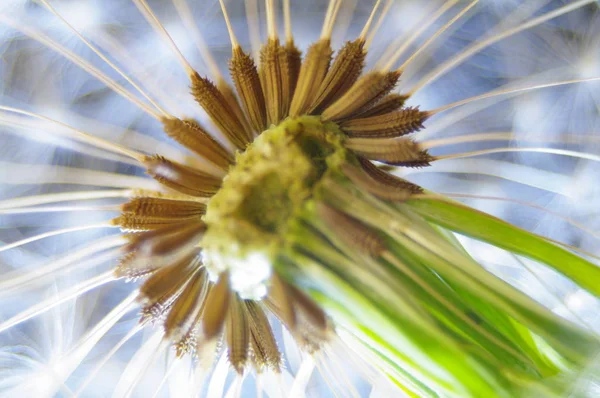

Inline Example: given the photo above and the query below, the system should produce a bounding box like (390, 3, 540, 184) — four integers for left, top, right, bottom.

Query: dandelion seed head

(2, 0, 600, 396)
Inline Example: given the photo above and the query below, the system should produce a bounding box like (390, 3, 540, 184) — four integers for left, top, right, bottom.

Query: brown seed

(321, 70, 401, 122)
(161, 117, 234, 170)
(217, 79, 254, 143)
(120, 222, 205, 281)
(264, 273, 297, 331)
(344, 137, 432, 167)
(139, 251, 201, 321)
(139, 251, 199, 300)
(265, 276, 328, 351)
(116, 222, 204, 279)
(317, 202, 386, 257)
(226, 295, 250, 374)
(341, 107, 428, 138)
(174, 331, 197, 358)
(230, 45, 267, 133)
(144, 155, 222, 197)
(281, 39, 302, 116)
(285, 281, 328, 333)
(165, 268, 209, 342)
(121, 197, 206, 219)
(174, 272, 213, 358)
(249, 332, 267, 372)
(124, 220, 199, 251)
(260, 38, 285, 126)
(190, 71, 250, 150)
(115, 251, 155, 280)
(352, 94, 409, 119)
(289, 39, 333, 117)
(309, 39, 367, 114)
(245, 301, 281, 372)
(341, 163, 411, 202)
(111, 212, 199, 231)
(202, 272, 231, 339)
(358, 157, 423, 194)
(296, 329, 325, 353)
(141, 222, 206, 257)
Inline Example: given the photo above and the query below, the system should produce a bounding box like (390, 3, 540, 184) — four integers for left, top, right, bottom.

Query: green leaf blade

(407, 198, 600, 298)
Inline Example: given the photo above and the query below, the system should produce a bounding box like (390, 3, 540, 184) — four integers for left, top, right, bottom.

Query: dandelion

(1, 0, 600, 397)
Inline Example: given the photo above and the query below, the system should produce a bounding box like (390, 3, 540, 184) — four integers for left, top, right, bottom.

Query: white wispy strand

(431, 76, 600, 114)
(0, 114, 142, 167)
(421, 132, 600, 149)
(112, 331, 165, 397)
(401, 158, 575, 196)
(379, 0, 459, 71)
(207, 352, 230, 398)
(224, 373, 245, 398)
(289, 356, 315, 398)
(37, 0, 171, 118)
(172, 0, 224, 82)
(409, 0, 597, 94)
(74, 323, 144, 397)
(0, 270, 117, 334)
(0, 162, 160, 189)
(0, 14, 162, 119)
(416, 67, 573, 140)
(0, 106, 147, 163)
(0, 236, 125, 295)
(0, 223, 117, 253)
(151, 357, 179, 398)
(397, 0, 479, 72)
(132, 0, 195, 77)
(0, 190, 130, 210)
(123, 339, 170, 398)
(55, 292, 139, 397)
(0, 205, 120, 214)
(40, 109, 191, 164)
(436, 147, 600, 163)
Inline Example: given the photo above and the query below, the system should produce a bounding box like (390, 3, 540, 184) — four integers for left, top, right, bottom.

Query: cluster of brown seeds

(111, 2, 431, 374)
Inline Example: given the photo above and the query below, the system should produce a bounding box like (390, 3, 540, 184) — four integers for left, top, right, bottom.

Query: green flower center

(201, 116, 350, 298)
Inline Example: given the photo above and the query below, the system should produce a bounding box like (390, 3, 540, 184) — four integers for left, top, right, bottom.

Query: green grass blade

(406, 198, 600, 298)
